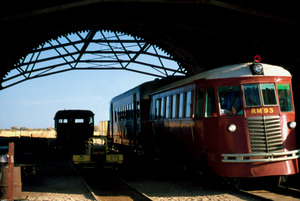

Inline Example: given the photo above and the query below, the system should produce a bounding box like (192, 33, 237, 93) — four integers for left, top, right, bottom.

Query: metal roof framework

(2, 30, 186, 89)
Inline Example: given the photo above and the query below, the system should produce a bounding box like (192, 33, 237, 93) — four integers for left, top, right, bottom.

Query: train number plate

(72, 155, 91, 164)
(106, 154, 123, 163)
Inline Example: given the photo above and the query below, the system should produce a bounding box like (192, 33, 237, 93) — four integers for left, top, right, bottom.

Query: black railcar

(54, 110, 94, 154)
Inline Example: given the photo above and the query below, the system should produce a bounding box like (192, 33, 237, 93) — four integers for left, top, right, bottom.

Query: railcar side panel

(111, 62, 299, 178)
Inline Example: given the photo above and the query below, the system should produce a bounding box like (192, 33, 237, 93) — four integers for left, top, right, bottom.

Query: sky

(0, 70, 156, 129)
(0, 30, 181, 129)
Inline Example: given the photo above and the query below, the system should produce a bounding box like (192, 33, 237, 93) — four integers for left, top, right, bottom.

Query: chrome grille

(247, 116, 283, 153)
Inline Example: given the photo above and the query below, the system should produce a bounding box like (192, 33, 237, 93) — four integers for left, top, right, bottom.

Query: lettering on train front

(250, 108, 274, 114)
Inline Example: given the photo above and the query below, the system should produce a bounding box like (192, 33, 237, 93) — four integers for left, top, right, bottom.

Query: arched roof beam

(2, 30, 186, 90)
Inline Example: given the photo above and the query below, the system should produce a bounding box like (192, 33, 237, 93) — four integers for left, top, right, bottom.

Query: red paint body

(111, 63, 299, 178)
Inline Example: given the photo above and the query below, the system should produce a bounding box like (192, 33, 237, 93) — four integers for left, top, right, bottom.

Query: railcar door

(193, 88, 205, 159)
(217, 86, 248, 154)
(202, 87, 219, 164)
(133, 93, 138, 147)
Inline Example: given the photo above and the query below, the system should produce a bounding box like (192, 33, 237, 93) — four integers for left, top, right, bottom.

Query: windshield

(243, 83, 278, 107)
(243, 84, 261, 107)
(261, 84, 277, 105)
(218, 86, 243, 115)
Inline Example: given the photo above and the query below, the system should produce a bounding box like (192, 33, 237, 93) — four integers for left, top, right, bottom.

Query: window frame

(243, 84, 262, 107)
(277, 84, 294, 112)
(178, 93, 185, 118)
(205, 87, 217, 117)
(185, 91, 193, 118)
(155, 99, 161, 120)
(217, 85, 243, 116)
(196, 88, 204, 118)
(260, 83, 277, 106)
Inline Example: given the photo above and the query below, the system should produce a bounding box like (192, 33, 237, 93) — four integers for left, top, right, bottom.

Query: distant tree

(11, 126, 19, 130)
(21, 127, 31, 131)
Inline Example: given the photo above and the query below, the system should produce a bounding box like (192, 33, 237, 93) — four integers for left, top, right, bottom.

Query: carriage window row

(154, 89, 216, 119)
(155, 91, 193, 119)
(57, 118, 92, 124)
(113, 101, 140, 122)
(115, 84, 293, 122)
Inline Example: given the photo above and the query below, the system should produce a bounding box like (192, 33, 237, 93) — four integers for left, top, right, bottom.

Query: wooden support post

(7, 142, 14, 201)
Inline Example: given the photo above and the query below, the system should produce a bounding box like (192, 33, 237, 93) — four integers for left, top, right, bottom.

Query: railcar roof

(193, 62, 291, 80)
(151, 62, 291, 94)
(110, 76, 184, 102)
(54, 110, 94, 119)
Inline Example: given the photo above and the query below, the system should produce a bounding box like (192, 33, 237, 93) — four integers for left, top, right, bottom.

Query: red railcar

(110, 61, 299, 178)
(109, 77, 183, 155)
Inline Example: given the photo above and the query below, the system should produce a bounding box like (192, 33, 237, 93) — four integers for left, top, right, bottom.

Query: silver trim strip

(222, 149, 300, 163)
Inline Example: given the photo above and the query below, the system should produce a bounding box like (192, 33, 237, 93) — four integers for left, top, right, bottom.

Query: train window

(196, 89, 204, 117)
(129, 104, 133, 119)
(123, 106, 126, 120)
(218, 86, 243, 115)
(128, 104, 130, 119)
(172, 94, 177, 118)
(121, 106, 125, 120)
(126, 104, 130, 120)
(136, 101, 140, 119)
(277, 84, 293, 112)
(261, 84, 277, 105)
(243, 84, 262, 107)
(75, 119, 84, 123)
(161, 97, 166, 118)
(120, 106, 123, 120)
(118, 107, 121, 120)
(58, 119, 68, 123)
(126, 105, 128, 120)
(185, 91, 192, 118)
(179, 93, 184, 118)
(166, 96, 171, 118)
(206, 88, 216, 117)
(155, 99, 161, 119)
(121, 106, 123, 120)
(131, 104, 134, 118)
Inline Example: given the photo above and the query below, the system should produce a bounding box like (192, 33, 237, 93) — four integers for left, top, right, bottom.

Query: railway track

(79, 167, 151, 201)
(77, 161, 300, 201)
(22, 158, 300, 201)
(239, 184, 300, 201)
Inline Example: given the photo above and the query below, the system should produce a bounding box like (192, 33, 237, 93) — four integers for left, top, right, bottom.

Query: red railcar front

(214, 65, 299, 177)
(150, 61, 299, 178)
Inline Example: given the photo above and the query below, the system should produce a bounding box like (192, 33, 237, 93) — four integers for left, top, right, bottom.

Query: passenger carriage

(109, 77, 182, 156)
(110, 59, 299, 178)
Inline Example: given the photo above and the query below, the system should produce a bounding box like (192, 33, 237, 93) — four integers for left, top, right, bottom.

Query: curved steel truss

(2, 30, 186, 89)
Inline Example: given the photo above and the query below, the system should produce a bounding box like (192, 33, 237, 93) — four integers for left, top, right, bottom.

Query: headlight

(227, 124, 237, 133)
(252, 63, 264, 75)
(288, 121, 296, 129)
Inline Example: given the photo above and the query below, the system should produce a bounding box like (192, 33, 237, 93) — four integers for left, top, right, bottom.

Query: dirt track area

(21, 160, 95, 201)
(17, 159, 300, 201)
(128, 180, 254, 201)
